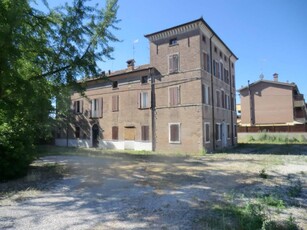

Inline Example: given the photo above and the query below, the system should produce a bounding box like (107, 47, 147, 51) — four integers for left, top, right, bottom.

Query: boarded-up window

(73, 100, 83, 114)
(112, 126, 118, 140)
(141, 126, 149, 141)
(139, 92, 150, 109)
(169, 54, 179, 74)
(204, 123, 210, 143)
(169, 123, 180, 143)
(91, 98, 103, 118)
(169, 86, 180, 106)
(112, 95, 119, 112)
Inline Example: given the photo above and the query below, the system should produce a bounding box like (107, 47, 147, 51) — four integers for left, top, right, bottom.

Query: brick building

(55, 18, 238, 153)
(239, 73, 307, 127)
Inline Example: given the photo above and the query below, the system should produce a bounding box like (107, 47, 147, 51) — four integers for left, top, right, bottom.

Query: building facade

(55, 18, 238, 153)
(239, 74, 307, 127)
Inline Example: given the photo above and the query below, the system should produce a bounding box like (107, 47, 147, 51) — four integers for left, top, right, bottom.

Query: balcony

(293, 94, 305, 107)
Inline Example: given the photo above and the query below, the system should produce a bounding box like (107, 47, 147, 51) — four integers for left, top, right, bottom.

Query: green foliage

(258, 195, 285, 209)
(245, 133, 307, 144)
(0, 0, 119, 180)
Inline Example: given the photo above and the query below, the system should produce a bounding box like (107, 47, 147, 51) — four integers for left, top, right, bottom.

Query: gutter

(209, 34, 215, 151)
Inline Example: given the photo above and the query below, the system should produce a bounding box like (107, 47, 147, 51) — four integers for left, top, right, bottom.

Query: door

(92, 124, 99, 147)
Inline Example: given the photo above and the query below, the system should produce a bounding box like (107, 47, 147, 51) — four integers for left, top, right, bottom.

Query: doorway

(92, 124, 99, 147)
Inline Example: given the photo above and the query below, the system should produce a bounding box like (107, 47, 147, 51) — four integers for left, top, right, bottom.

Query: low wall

(55, 138, 152, 151)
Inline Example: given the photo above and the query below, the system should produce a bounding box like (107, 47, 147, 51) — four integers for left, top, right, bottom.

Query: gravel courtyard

(0, 148, 306, 229)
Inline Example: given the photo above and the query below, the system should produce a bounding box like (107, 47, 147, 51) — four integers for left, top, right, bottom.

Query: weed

(288, 179, 302, 197)
(259, 169, 268, 179)
(258, 194, 285, 209)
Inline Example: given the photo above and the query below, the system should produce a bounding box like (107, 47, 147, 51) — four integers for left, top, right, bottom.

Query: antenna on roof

(259, 73, 264, 80)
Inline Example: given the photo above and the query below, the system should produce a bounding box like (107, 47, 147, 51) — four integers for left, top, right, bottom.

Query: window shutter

(213, 60, 216, 76)
(169, 55, 174, 73)
(207, 54, 210, 72)
(173, 54, 179, 72)
(170, 124, 179, 142)
(169, 87, 174, 106)
(100, 98, 103, 117)
(112, 126, 118, 140)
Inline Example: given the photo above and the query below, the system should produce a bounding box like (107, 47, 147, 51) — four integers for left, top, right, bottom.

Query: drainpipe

(209, 35, 215, 151)
(228, 54, 234, 146)
(248, 80, 254, 125)
(150, 68, 156, 151)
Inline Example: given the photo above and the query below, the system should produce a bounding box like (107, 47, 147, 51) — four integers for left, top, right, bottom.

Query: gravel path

(0, 153, 306, 229)
(0, 155, 209, 229)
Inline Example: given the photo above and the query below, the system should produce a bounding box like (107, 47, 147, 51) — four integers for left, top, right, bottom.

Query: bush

(0, 122, 37, 181)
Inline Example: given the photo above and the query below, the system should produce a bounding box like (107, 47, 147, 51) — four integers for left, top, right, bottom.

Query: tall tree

(0, 0, 119, 180)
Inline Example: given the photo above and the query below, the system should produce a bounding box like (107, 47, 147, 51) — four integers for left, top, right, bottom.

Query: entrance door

(92, 124, 99, 147)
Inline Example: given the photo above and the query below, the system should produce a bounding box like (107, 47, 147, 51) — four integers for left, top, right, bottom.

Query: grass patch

(244, 133, 307, 144)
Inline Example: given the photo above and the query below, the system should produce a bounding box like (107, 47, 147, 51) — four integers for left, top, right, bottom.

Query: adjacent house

(238, 73, 307, 128)
(55, 18, 238, 153)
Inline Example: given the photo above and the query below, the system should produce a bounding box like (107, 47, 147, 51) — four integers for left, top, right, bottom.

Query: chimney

(127, 59, 135, 71)
(273, 73, 278, 82)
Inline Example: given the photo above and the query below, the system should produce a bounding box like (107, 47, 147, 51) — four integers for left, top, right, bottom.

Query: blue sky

(38, 0, 307, 102)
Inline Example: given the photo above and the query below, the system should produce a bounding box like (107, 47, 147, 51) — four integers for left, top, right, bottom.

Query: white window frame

(168, 123, 181, 144)
(140, 91, 149, 109)
(203, 84, 210, 105)
(204, 122, 210, 143)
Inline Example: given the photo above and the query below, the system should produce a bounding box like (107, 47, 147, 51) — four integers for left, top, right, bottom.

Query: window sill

(169, 141, 181, 144)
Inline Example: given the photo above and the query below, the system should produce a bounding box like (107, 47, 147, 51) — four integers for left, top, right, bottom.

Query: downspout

(209, 35, 215, 151)
(228, 54, 234, 146)
(150, 68, 156, 151)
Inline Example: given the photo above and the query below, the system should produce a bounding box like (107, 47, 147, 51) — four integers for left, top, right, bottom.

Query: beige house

(56, 18, 238, 153)
(239, 74, 307, 127)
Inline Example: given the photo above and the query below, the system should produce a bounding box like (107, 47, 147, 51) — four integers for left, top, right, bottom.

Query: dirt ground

(0, 147, 306, 229)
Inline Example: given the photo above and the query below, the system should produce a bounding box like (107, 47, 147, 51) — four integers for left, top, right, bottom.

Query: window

(169, 53, 179, 74)
(169, 86, 181, 106)
(215, 61, 219, 78)
(169, 38, 177, 46)
(112, 95, 119, 112)
(139, 92, 149, 109)
(221, 90, 225, 108)
(112, 81, 118, 89)
(141, 126, 149, 141)
(202, 35, 206, 43)
(219, 51, 222, 58)
(141, 76, 148, 84)
(112, 126, 118, 140)
(73, 100, 83, 114)
(202, 84, 210, 105)
(203, 53, 210, 72)
(216, 90, 220, 107)
(227, 124, 230, 139)
(204, 122, 210, 143)
(215, 123, 221, 141)
(169, 123, 180, 143)
(214, 46, 217, 53)
(224, 69, 229, 84)
(75, 126, 80, 138)
(226, 94, 230, 110)
(91, 98, 103, 118)
(219, 62, 224, 81)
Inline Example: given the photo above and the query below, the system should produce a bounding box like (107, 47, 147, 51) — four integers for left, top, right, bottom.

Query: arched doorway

(92, 124, 99, 147)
